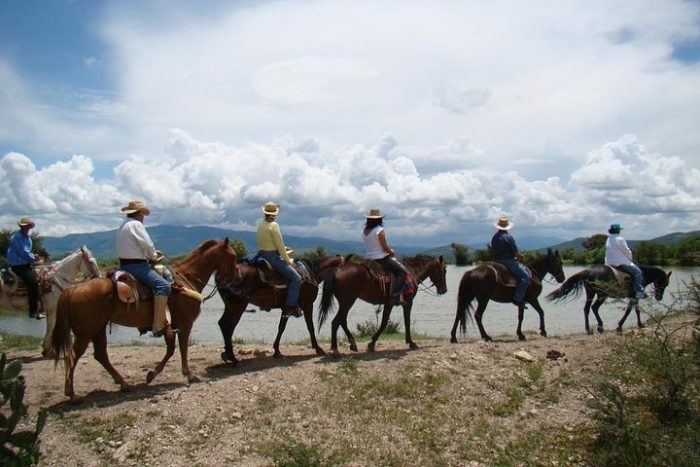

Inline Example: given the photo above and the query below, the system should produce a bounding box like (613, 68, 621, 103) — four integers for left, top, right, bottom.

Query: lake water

(2, 265, 697, 347)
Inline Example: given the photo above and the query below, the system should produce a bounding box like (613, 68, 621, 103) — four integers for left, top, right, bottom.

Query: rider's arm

(378, 230, 395, 257)
(269, 222, 293, 264)
(129, 222, 159, 260)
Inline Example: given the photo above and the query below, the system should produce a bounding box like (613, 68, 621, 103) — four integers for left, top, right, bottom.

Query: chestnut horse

(318, 255, 448, 354)
(216, 255, 347, 362)
(450, 249, 565, 343)
(51, 239, 237, 400)
(546, 264, 671, 334)
(0, 246, 102, 357)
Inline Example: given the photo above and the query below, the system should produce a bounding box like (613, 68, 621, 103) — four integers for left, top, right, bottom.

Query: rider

(605, 223, 646, 299)
(116, 200, 176, 338)
(362, 208, 409, 306)
(491, 216, 530, 307)
(256, 201, 302, 318)
(5, 217, 44, 319)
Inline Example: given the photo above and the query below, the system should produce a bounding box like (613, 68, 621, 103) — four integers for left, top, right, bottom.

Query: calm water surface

(2, 266, 697, 347)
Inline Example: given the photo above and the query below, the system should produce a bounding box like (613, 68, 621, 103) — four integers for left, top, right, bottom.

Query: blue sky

(1, 0, 699, 247)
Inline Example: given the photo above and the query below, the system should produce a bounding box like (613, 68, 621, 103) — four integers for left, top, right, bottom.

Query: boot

(152, 296, 178, 338)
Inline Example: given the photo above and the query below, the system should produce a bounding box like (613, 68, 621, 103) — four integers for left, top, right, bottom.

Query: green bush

(356, 318, 402, 337)
(0, 353, 47, 466)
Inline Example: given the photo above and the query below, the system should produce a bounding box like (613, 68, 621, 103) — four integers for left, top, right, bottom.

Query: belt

(119, 258, 148, 265)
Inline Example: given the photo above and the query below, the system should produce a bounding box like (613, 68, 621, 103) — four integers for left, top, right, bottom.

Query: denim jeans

(616, 264, 644, 294)
(376, 256, 409, 300)
(11, 264, 39, 314)
(120, 261, 171, 296)
(495, 259, 530, 302)
(259, 251, 301, 306)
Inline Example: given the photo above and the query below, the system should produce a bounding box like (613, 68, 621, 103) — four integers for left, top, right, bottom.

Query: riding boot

(152, 295, 178, 337)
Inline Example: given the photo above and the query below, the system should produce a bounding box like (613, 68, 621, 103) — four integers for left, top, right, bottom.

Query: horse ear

(547, 248, 552, 256)
(555, 249, 559, 257)
(224, 237, 230, 246)
(667, 271, 672, 278)
(439, 255, 443, 263)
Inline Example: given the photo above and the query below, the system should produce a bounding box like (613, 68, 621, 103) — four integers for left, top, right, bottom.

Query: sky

(0, 0, 699, 248)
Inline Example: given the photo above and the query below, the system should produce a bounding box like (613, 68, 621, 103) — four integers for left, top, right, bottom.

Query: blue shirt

(491, 230, 519, 261)
(6, 231, 36, 266)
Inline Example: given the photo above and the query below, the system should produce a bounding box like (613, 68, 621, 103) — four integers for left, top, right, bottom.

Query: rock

(513, 350, 536, 362)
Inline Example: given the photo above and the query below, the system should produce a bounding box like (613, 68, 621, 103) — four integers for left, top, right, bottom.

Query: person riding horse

(256, 201, 302, 318)
(605, 223, 646, 299)
(116, 200, 177, 338)
(361, 208, 410, 306)
(5, 217, 44, 319)
(491, 216, 530, 307)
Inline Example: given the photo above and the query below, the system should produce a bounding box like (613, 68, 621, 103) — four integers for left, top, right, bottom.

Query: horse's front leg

(516, 304, 527, 341)
(273, 315, 290, 358)
(635, 303, 645, 329)
(218, 306, 246, 364)
(92, 329, 131, 392)
(402, 301, 417, 350)
(368, 302, 394, 352)
(302, 303, 325, 356)
(530, 299, 548, 339)
(146, 330, 178, 384)
(616, 300, 635, 334)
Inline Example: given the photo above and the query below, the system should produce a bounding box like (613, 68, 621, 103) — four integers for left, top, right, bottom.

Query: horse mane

(171, 239, 219, 267)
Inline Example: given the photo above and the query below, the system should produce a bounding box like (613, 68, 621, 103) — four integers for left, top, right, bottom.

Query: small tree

(450, 242, 470, 266)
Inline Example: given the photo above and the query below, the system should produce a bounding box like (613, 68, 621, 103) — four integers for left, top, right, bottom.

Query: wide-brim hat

(365, 208, 385, 219)
(261, 201, 280, 216)
(120, 200, 151, 215)
(610, 223, 623, 231)
(494, 216, 514, 230)
(18, 217, 35, 228)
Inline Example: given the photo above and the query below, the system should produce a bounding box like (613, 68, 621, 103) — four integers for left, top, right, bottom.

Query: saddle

(107, 265, 202, 305)
(488, 262, 531, 288)
(243, 254, 313, 287)
(603, 265, 634, 296)
(362, 260, 416, 299)
(0, 266, 54, 296)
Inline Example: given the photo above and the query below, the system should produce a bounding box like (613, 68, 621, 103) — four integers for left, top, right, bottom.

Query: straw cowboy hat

(120, 200, 151, 215)
(18, 217, 35, 228)
(365, 208, 385, 219)
(261, 201, 280, 216)
(494, 216, 515, 230)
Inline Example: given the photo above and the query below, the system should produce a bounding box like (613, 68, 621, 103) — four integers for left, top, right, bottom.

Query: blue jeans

(259, 251, 301, 306)
(616, 264, 644, 294)
(120, 261, 171, 296)
(376, 256, 408, 300)
(496, 259, 530, 302)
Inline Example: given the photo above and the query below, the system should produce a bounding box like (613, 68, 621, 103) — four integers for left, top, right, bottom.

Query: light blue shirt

(6, 231, 36, 266)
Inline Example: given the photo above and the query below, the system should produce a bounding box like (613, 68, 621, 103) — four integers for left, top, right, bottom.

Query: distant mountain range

(41, 225, 700, 262)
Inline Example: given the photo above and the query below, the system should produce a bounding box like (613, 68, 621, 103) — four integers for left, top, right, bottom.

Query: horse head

(406, 255, 447, 295)
(79, 245, 102, 279)
(653, 269, 672, 301)
(546, 249, 566, 283)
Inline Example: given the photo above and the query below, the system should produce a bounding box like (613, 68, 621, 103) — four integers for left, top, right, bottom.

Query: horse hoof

(188, 374, 202, 384)
(120, 384, 133, 393)
(367, 342, 375, 352)
(349, 343, 358, 352)
(450, 337, 458, 344)
(408, 342, 419, 350)
(597, 327, 604, 334)
(616, 327, 623, 334)
(331, 349, 341, 358)
(146, 371, 156, 384)
(483, 337, 492, 343)
(273, 352, 283, 359)
(518, 335, 527, 342)
(315, 347, 326, 356)
(540, 331, 547, 338)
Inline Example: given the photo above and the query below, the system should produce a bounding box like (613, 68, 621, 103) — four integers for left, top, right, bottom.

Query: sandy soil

(8, 328, 622, 467)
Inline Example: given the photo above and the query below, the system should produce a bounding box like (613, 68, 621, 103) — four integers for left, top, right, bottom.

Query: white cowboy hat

(18, 217, 35, 228)
(494, 216, 514, 230)
(261, 201, 280, 216)
(120, 200, 151, 215)
(365, 208, 385, 219)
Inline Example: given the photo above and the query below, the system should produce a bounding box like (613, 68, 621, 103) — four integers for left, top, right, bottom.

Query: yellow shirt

(256, 219, 292, 263)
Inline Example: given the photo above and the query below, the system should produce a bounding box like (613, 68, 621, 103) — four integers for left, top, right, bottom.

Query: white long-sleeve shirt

(116, 218, 158, 260)
(605, 234, 635, 267)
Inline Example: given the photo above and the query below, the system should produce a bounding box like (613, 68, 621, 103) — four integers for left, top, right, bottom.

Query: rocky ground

(10, 329, 621, 466)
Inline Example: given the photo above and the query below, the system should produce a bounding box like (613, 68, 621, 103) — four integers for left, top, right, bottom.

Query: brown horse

(450, 249, 565, 343)
(318, 255, 448, 354)
(216, 255, 347, 362)
(51, 239, 238, 400)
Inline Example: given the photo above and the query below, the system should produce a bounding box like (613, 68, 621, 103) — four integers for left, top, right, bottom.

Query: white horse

(1, 246, 101, 356)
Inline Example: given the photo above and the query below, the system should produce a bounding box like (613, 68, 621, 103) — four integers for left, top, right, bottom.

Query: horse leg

(516, 304, 527, 341)
(302, 303, 325, 356)
(341, 314, 358, 352)
(41, 293, 59, 357)
(591, 296, 606, 334)
(583, 297, 593, 335)
(450, 307, 461, 343)
(145, 331, 178, 384)
(368, 303, 394, 352)
(273, 316, 290, 358)
(218, 307, 245, 364)
(92, 329, 130, 392)
(65, 336, 90, 400)
(531, 299, 547, 338)
(331, 300, 355, 355)
(176, 327, 200, 383)
(474, 300, 491, 342)
(403, 302, 417, 350)
(617, 300, 635, 334)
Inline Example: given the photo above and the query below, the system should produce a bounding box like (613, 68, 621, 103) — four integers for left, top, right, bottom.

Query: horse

(51, 239, 238, 400)
(318, 255, 448, 355)
(0, 246, 102, 357)
(546, 264, 672, 334)
(216, 255, 347, 362)
(450, 249, 565, 343)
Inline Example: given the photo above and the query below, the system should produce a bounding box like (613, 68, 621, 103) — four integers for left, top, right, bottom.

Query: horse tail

(52, 289, 75, 371)
(318, 267, 338, 331)
(546, 269, 588, 303)
(456, 274, 475, 335)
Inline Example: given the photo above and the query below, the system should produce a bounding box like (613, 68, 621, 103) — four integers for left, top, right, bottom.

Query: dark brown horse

(216, 255, 347, 362)
(546, 264, 671, 334)
(51, 239, 238, 400)
(450, 249, 565, 343)
(318, 255, 448, 354)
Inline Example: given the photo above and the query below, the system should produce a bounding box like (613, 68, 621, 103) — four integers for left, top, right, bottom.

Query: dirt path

(11, 330, 614, 466)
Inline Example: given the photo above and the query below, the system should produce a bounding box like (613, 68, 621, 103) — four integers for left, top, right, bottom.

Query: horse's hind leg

(616, 300, 635, 334)
(403, 302, 417, 350)
(273, 316, 290, 358)
(474, 300, 491, 342)
(591, 295, 606, 334)
(218, 306, 245, 364)
(92, 329, 130, 392)
(449, 308, 461, 343)
(65, 336, 90, 400)
(302, 304, 325, 356)
(146, 332, 178, 384)
(368, 303, 398, 352)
